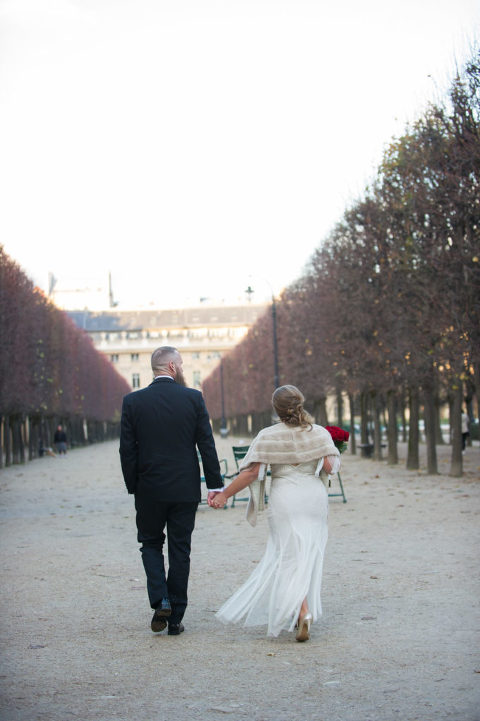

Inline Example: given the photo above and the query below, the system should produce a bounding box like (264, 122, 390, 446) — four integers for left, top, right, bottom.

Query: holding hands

(207, 490, 226, 508)
(207, 462, 261, 510)
(209, 491, 228, 508)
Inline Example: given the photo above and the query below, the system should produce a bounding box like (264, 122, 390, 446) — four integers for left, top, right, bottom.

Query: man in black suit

(120, 346, 224, 635)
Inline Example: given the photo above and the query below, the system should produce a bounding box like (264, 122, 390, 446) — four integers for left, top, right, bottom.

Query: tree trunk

(40, 416, 51, 449)
(373, 392, 383, 461)
(29, 416, 40, 460)
(47, 418, 56, 447)
(4, 416, 12, 466)
(336, 388, 343, 427)
(252, 411, 270, 436)
(400, 396, 407, 443)
(434, 394, 445, 444)
(423, 383, 438, 475)
(313, 397, 328, 426)
(75, 415, 87, 446)
(449, 379, 463, 477)
(11, 415, 24, 464)
(19, 416, 26, 463)
(233, 415, 249, 437)
(387, 390, 398, 465)
(474, 358, 480, 423)
(348, 392, 356, 455)
(447, 395, 454, 443)
(28, 416, 34, 460)
(360, 392, 369, 444)
(464, 374, 475, 448)
(406, 386, 420, 470)
(69, 417, 77, 447)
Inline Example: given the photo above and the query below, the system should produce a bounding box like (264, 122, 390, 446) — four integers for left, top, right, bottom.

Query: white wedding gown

(216, 457, 338, 637)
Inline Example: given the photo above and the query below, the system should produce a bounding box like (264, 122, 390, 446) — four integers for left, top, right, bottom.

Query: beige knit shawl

(239, 422, 339, 469)
(238, 422, 339, 526)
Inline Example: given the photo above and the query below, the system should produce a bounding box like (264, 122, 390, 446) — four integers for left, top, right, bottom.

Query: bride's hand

(212, 491, 227, 508)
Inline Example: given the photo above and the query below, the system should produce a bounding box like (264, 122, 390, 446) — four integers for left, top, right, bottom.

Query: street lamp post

(271, 295, 280, 389)
(246, 279, 280, 390)
(219, 358, 228, 437)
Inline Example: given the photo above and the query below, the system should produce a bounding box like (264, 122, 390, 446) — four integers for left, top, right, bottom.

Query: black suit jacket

(119, 377, 223, 501)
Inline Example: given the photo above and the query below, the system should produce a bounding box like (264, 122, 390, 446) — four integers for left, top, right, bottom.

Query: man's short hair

(151, 346, 179, 374)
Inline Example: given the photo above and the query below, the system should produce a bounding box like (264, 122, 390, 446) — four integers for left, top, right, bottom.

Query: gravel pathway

(0, 435, 479, 721)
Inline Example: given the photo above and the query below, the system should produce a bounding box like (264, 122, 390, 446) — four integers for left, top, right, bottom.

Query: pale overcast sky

(1, 0, 479, 309)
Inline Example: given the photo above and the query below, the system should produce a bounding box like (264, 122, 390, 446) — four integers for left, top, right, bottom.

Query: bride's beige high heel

(295, 612, 312, 642)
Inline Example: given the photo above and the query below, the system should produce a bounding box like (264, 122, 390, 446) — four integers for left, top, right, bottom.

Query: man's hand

(207, 490, 223, 507)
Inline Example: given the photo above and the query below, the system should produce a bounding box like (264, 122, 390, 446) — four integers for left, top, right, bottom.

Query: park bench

(358, 442, 387, 458)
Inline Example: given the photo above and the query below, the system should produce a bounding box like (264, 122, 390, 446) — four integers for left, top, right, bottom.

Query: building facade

(68, 304, 267, 391)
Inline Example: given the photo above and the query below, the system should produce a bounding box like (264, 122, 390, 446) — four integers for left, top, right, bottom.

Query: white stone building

(68, 304, 267, 391)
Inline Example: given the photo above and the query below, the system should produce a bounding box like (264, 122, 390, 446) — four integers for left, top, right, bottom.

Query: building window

(193, 371, 201, 388)
(209, 327, 228, 338)
(131, 353, 139, 361)
(111, 354, 119, 363)
(192, 352, 200, 359)
(190, 328, 208, 338)
(132, 373, 140, 388)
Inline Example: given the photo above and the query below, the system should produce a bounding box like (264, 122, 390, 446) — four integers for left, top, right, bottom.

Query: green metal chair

(228, 445, 251, 507)
(328, 472, 347, 503)
(232, 445, 251, 469)
(227, 445, 347, 505)
(228, 445, 270, 508)
(198, 450, 228, 507)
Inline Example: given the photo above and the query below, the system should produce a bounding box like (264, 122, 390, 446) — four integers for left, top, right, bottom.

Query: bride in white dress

(210, 385, 340, 641)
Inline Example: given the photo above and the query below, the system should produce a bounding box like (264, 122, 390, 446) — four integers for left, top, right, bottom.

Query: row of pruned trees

(203, 50, 480, 477)
(0, 248, 131, 466)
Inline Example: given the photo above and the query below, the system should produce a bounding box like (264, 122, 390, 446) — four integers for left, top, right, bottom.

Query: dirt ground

(0, 434, 479, 721)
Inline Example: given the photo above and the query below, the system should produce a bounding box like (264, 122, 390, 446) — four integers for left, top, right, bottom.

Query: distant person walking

(54, 425, 67, 454)
(119, 346, 224, 636)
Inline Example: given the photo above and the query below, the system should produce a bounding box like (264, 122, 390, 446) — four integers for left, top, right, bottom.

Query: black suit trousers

(135, 495, 198, 623)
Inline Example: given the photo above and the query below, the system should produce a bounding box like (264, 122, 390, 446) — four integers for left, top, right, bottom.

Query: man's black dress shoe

(157, 598, 172, 614)
(167, 622, 184, 636)
(150, 598, 172, 633)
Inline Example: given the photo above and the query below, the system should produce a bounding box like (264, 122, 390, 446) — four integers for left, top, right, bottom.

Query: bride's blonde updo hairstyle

(272, 385, 313, 430)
